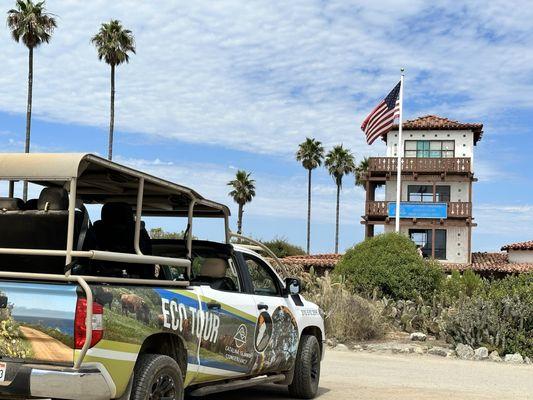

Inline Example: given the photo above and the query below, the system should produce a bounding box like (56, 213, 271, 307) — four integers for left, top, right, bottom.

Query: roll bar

(229, 232, 291, 278)
(0, 153, 235, 370)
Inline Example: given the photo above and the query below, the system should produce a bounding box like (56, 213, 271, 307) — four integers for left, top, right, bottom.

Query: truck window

(190, 256, 242, 292)
(243, 254, 280, 296)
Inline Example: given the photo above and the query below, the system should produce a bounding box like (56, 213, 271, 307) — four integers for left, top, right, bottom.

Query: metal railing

(365, 201, 472, 218)
(368, 157, 472, 174)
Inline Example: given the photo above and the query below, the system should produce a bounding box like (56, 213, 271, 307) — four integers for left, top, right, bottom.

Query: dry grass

(302, 272, 385, 342)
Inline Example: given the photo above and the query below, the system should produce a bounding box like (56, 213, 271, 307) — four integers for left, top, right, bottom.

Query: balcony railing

(365, 201, 472, 219)
(368, 157, 471, 175)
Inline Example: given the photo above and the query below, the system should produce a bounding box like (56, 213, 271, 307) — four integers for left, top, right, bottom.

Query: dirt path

(19, 326, 72, 362)
(196, 350, 533, 400)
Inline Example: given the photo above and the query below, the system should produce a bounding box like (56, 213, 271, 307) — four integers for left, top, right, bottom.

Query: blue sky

(1, 0, 533, 254)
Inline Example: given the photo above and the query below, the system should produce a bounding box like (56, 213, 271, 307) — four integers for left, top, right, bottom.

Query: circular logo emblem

(254, 311, 273, 352)
(234, 324, 248, 348)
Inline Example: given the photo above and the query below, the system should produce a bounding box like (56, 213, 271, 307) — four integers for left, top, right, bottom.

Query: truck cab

(0, 153, 324, 400)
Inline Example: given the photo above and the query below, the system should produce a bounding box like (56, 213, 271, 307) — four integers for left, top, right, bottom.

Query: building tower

(361, 115, 483, 264)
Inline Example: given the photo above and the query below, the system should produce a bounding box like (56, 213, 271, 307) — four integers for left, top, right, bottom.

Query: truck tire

(288, 334, 321, 399)
(130, 354, 184, 400)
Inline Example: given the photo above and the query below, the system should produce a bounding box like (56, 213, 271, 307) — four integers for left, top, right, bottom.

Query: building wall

(384, 224, 469, 263)
(384, 179, 470, 202)
(385, 130, 475, 168)
(508, 250, 533, 263)
(377, 127, 475, 265)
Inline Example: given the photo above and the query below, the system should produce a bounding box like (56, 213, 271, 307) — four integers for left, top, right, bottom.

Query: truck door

(194, 256, 258, 383)
(239, 253, 299, 375)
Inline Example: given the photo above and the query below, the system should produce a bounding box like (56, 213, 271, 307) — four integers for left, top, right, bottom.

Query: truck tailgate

(0, 281, 77, 365)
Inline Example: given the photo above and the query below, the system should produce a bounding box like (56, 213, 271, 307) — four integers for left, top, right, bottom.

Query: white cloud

(115, 155, 364, 226)
(2, 0, 533, 160)
(475, 203, 533, 236)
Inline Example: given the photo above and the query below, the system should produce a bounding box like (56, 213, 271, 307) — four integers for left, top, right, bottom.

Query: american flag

(361, 81, 401, 145)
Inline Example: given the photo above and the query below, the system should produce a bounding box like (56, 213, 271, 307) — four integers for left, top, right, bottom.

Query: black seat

(0, 188, 86, 274)
(91, 202, 154, 279)
(24, 198, 38, 210)
(0, 197, 24, 211)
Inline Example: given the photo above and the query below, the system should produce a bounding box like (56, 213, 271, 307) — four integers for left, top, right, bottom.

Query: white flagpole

(395, 69, 405, 233)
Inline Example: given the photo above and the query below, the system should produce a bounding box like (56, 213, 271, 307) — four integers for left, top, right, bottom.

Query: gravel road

(196, 350, 533, 400)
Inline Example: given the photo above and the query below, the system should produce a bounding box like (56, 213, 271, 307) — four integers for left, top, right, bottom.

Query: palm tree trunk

(306, 168, 312, 254)
(108, 64, 115, 160)
(335, 183, 340, 253)
(237, 203, 244, 234)
(23, 47, 34, 201)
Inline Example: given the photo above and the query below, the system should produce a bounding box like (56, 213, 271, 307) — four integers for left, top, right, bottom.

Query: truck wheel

(130, 354, 184, 400)
(288, 335, 321, 399)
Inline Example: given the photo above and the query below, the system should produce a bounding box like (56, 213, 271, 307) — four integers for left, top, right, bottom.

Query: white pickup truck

(0, 153, 325, 400)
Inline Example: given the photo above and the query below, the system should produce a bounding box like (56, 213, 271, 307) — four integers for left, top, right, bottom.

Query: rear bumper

(0, 362, 114, 400)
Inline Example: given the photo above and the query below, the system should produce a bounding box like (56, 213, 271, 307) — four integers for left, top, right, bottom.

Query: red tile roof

(281, 253, 342, 269)
(444, 252, 533, 274)
(282, 251, 533, 274)
(391, 115, 483, 143)
(501, 241, 533, 251)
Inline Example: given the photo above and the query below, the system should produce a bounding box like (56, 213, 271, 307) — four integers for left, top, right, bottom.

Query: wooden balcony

(367, 157, 472, 176)
(365, 201, 472, 219)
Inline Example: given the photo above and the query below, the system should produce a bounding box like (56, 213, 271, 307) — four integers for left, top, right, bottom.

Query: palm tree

(355, 157, 370, 188)
(325, 145, 355, 253)
(296, 138, 324, 254)
(7, 0, 57, 200)
(91, 20, 135, 160)
(227, 170, 256, 234)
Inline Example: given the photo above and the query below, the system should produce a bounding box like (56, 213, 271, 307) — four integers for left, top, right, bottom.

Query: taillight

(74, 297, 104, 350)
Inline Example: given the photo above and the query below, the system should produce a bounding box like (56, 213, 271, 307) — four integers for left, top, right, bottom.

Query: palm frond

(227, 170, 256, 205)
(325, 145, 355, 188)
(91, 19, 136, 66)
(6, 0, 57, 48)
(296, 137, 325, 170)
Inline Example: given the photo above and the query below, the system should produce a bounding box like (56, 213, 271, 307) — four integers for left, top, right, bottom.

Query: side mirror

(285, 277, 301, 296)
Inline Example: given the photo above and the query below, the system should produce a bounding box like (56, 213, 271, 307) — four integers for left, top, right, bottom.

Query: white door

(194, 257, 259, 383)
(240, 253, 300, 375)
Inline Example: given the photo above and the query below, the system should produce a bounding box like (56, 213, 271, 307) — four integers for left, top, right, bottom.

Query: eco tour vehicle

(0, 153, 325, 400)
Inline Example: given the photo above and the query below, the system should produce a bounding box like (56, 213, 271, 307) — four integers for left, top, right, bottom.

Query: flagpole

(395, 69, 405, 233)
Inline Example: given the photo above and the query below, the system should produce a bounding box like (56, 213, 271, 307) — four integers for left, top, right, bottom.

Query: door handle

(257, 303, 269, 311)
(207, 302, 221, 310)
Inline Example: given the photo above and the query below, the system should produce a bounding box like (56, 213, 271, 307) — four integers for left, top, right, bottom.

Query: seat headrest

(37, 188, 69, 211)
(199, 258, 229, 279)
(0, 197, 24, 211)
(24, 199, 38, 210)
(102, 202, 134, 225)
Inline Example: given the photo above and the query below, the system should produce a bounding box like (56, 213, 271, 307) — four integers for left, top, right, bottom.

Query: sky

(1, 0, 533, 254)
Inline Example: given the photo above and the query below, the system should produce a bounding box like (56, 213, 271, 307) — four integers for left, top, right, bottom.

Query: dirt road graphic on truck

(19, 326, 72, 362)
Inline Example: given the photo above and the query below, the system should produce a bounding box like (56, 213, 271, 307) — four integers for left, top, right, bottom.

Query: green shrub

(335, 233, 444, 301)
(444, 273, 533, 357)
(262, 237, 306, 258)
(441, 269, 485, 303)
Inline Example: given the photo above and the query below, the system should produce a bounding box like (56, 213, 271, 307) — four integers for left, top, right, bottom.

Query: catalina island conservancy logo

(234, 324, 248, 348)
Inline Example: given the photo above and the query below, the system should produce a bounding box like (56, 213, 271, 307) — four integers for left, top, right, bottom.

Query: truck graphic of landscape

(0, 282, 76, 363)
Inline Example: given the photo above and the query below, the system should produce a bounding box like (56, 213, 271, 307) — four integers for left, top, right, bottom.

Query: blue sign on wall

(388, 202, 448, 219)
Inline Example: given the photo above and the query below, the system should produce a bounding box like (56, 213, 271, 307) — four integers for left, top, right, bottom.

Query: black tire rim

(310, 345, 320, 383)
(149, 372, 176, 400)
